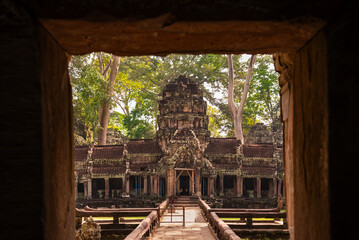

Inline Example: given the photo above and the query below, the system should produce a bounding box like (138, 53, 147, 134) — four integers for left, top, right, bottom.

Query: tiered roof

(242, 143, 274, 158)
(205, 138, 240, 154)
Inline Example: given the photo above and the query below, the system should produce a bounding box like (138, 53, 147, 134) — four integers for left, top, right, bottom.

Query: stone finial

(76, 216, 101, 240)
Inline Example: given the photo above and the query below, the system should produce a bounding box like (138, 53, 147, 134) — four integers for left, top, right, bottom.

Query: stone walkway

(149, 207, 217, 240)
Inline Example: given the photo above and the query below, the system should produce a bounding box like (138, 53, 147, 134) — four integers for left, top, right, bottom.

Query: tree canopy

(69, 53, 279, 145)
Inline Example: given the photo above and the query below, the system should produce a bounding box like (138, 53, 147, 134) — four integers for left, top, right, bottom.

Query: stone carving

(76, 216, 101, 240)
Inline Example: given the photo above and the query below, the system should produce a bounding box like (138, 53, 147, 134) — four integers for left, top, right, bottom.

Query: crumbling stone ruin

(75, 76, 283, 208)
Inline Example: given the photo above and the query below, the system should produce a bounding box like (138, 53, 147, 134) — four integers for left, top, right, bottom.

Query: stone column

(84, 181, 88, 199)
(105, 177, 110, 199)
(257, 178, 261, 198)
(167, 168, 174, 196)
(125, 175, 130, 196)
(143, 176, 148, 195)
(121, 176, 126, 196)
(195, 169, 201, 196)
(87, 178, 92, 199)
(273, 178, 278, 197)
(154, 176, 158, 196)
(209, 176, 215, 197)
(219, 175, 224, 196)
(191, 170, 195, 195)
(150, 175, 154, 194)
(236, 175, 243, 197)
(75, 179, 78, 200)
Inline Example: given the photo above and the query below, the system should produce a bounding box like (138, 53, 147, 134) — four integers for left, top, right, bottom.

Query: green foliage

(70, 53, 280, 142)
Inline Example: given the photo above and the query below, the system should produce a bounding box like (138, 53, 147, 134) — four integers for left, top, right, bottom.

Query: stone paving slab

(150, 207, 217, 240)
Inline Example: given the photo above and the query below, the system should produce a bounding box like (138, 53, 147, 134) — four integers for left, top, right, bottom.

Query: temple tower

(156, 75, 210, 151)
(156, 76, 212, 196)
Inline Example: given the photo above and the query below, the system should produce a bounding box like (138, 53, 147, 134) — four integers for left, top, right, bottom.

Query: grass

(221, 210, 286, 221)
(83, 216, 145, 221)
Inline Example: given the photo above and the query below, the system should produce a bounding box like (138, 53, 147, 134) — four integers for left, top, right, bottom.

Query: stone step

(174, 200, 198, 204)
(172, 203, 198, 207)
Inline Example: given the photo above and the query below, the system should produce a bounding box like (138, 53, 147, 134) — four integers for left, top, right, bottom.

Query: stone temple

(75, 76, 283, 208)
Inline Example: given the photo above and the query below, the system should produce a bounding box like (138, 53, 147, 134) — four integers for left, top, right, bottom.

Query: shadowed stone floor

(149, 207, 217, 240)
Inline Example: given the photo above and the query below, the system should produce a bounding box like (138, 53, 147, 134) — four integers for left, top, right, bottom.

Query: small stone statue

(76, 216, 101, 240)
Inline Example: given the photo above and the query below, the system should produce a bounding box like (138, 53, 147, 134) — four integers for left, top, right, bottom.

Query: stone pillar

(75, 180, 78, 200)
(150, 175, 154, 194)
(273, 178, 278, 197)
(257, 178, 261, 198)
(195, 169, 201, 196)
(191, 170, 195, 195)
(84, 181, 88, 199)
(125, 175, 130, 196)
(219, 175, 224, 196)
(236, 175, 243, 197)
(87, 178, 92, 199)
(121, 176, 126, 196)
(209, 176, 215, 197)
(154, 176, 158, 196)
(278, 179, 282, 196)
(167, 168, 174, 196)
(105, 177, 110, 199)
(143, 176, 148, 195)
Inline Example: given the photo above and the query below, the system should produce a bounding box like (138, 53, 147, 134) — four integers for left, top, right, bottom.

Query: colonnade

(75, 174, 164, 199)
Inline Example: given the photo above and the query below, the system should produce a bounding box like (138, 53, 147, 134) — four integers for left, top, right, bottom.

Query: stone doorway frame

(174, 168, 195, 196)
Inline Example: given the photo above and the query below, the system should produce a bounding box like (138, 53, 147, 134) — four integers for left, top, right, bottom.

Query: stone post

(257, 178, 261, 198)
(125, 175, 130, 197)
(167, 168, 174, 196)
(273, 178, 278, 198)
(236, 175, 243, 197)
(195, 169, 201, 196)
(84, 181, 88, 199)
(154, 176, 158, 196)
(150, 175, 154, 195)
(143, 176, 148, 195)
(87, 178, 92, 199)
(219, 175, 224, 196)
(209, 176, 215, 197)
(191, 170, 195, 195)
(75, 179, 78, 200)
(105, 177, 110, 199)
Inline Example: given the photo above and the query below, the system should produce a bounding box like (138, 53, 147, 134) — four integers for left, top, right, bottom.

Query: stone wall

(291, 31, 329, 240)
(1, 1, 359, 239)
(0, 1, 44, 238)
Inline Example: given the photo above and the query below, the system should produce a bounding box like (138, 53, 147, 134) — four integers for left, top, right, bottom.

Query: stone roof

(126, 139, 162, 154)
(242, 143, 274, 158)
(92, 166, 125, 175)
(92, 145, 124, 159)
(74, 146, 89, 161)
(205, 138, 240, 154)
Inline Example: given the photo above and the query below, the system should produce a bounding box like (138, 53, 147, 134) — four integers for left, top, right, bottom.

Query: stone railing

(199, 198, 241, 240)
(124, 198, 169, 240)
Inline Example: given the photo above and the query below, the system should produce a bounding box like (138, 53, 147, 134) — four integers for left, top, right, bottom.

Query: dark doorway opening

(180, 175, 190, 196)
(261, 178, 270, 197)
(92, 178, 105, 199)
(243, 178, 255, 197)
(109, 178, 122, 198)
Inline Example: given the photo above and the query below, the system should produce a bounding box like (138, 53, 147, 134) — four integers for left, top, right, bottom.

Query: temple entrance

(174, 168, 194, 196)
(180, 176, 190, 196)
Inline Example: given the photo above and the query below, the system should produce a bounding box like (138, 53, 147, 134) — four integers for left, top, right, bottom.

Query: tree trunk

(227, 54, 256, 144)
(97, 55, 120, 145)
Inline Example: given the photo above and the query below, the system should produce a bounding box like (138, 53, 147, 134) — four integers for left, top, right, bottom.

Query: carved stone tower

(156, 76, 212, 196)
(156, 75, 211, 151)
